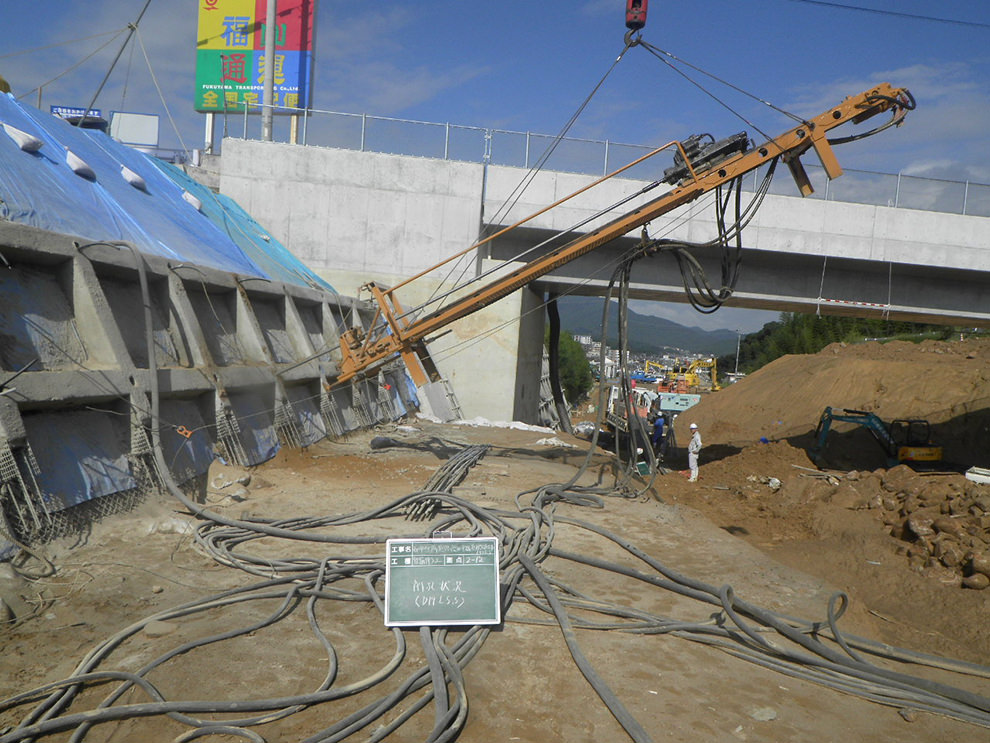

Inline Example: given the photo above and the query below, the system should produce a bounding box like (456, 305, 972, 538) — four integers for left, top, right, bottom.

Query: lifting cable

(14, 30, 128, 103)
(636, 39, 807, 141)
(534, 30, 803, 432)
(482, 36, 640, 237)
(412, 35, 640, 326)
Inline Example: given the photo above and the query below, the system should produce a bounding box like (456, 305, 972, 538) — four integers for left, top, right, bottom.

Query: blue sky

(2, 1, 988, 332)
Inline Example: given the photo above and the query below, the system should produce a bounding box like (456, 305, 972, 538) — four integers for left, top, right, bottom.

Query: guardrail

(217, 103, 990, 218)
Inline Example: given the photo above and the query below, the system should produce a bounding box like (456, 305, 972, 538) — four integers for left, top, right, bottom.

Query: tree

(718, 314, 955, 377)
(545, 328, 594, 403)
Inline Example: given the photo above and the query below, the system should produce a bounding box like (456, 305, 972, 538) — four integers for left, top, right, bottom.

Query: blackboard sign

(384, 537, 501, 627)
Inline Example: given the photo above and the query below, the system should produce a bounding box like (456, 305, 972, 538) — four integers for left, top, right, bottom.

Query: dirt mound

(653, 338, 990, 662)
(680, 338, 990, 468)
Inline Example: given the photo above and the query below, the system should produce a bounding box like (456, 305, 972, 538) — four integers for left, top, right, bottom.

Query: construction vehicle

(643, 360, 669, 378)
(686, 358, 720, 392)
(810, 407, 943, 468)
(656, 365, 689, 394)
(328, 83, 914, 396)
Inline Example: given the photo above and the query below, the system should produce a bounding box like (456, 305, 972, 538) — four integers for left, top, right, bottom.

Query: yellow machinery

(686, 358, 720, 392)
(643, 360, 668, 378)
(811, 407, 943, 468)
(329, 84, 914, 390)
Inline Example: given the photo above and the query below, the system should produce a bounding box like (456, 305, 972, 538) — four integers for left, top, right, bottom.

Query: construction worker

(687, 423, 702, 482)
(651, 411, 667, 460)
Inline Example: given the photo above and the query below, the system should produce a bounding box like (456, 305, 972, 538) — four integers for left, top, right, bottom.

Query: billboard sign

(195, 0, 315, 114)
(51, 106, 103, 119)
(110, 112, 160, 147)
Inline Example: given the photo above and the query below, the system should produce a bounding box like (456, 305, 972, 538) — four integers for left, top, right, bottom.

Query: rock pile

(872, 465, 990, 589)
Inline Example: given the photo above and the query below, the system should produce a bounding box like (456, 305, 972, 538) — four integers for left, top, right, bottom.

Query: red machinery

(626, 0, 648, 31)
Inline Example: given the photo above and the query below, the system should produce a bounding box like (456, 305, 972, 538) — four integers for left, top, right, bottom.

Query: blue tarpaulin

(0, 93, 332, 291)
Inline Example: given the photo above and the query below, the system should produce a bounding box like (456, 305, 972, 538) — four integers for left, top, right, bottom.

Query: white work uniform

(688, 429, 702, 481)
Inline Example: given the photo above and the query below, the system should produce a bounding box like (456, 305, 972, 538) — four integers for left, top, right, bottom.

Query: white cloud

(780, 62, 990, 182)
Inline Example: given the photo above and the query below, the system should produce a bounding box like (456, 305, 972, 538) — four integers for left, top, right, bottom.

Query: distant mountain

(554, 296, 738, 356)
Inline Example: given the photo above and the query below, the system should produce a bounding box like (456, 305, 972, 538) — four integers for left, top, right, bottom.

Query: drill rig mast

(333, 84, 913, 389)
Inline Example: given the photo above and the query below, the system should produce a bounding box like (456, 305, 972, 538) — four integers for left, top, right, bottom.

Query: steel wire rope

(484, 37, 639, 234)
(636, 37, 915, 150)
(16, 242, 346, 501)
(635, 39, 805, 142)
(416, 244, 660, 500)
(0, 29, 128, 60)
(336, 176, 724, 390)
(407, 37, 639, 324)
(131, 27, 189, 160)
(20, 243, 417, 741)
(13, 30, 128, 102)
(383, 175, 667, 330)
(16, 252, 269, 458)
(421, 177, 734, 372)
(420, 225, 708, 485)
(118, 22, 136, 111)
(5, 245, 613, 741)
(786, 0, 990, 30)
(77, 0, 154, 128)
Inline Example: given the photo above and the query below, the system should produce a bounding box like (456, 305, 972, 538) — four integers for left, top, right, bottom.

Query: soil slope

(657, 337, 990, 662)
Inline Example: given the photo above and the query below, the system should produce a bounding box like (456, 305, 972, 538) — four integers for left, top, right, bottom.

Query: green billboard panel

(384, 537, 501, 627)
(195, 0, 315, 113)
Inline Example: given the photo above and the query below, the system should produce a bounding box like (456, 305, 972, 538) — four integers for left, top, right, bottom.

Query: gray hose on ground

(518, 552, 654, 743)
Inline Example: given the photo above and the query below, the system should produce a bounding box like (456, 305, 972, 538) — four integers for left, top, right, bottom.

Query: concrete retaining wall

(0, 221, 409, 552)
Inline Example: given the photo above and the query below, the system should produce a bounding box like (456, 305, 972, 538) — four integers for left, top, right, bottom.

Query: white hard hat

(689, 423, 698, 429)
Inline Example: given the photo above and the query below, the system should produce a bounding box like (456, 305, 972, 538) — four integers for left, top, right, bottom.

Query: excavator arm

(811, 406, 942, 468)
(334, 84, 913, 388)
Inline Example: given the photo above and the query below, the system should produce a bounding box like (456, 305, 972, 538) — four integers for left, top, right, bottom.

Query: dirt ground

(1, 338, 989, 742)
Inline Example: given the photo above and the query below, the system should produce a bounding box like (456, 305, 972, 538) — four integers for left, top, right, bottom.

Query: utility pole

(261, 0, 277, 142)
(734, 330, 742, 375)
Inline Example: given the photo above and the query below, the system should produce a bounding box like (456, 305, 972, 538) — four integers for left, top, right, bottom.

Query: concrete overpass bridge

(216, 138, 990, 422)
(476, 164, 990, 329)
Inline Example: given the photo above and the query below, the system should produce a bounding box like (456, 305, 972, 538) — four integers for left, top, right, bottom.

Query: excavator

(686, 358, 720, 392)
(643, 360, 668, 378)
(326, 7, 915, 404)
(810, 407, 943, 468)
